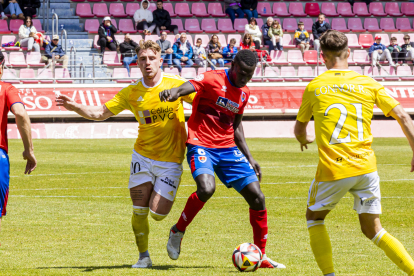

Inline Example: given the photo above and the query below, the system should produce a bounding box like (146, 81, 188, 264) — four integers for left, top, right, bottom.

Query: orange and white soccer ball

(232, 243, 263, 272)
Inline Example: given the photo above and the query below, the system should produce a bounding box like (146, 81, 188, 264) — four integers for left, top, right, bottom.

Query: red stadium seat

(257, 2, 274, 16)
(401, 3, 414, 16)
(26, 52, 44, 67)
(287, 50, 306, 65)
(1, 35, 19, 50)
(359, 34, 374, 48)
(131, 68, 143, 81)
(380, 66, 399, 81)
(197, 67, 206, 76)
(181, 67, 197, 79)
(289, 3, 306, 17)
(380, 18, 397, 33)
(252, 67, 263, 82)
(144, 35, 159, 42)
(273, 3, 290, 17)
(9, 52, 26, 67)
(164, 67, 180, 75)
(33, 19, 44, 33)
(218, 19, 236, 33)
(56, 68, 73, 83)
(20, 69, 38, 84)
(271, 50, 288, 65)
(147, 2, 156, 12)
(298, 66, 314, 82)
(353, 50, 370, 64)
(398, 66, 414, 81)
(163, 3, 176, 17)
(175, 3, 192, 17)
(283, 18, 297, 33)
(321, 3, 338, 16)
(120, 0, 134, 2)
(3, 69, 19, 84)
(348, 18, 365, 33)
(390, 34, 405, 46)
(281, 66, 299, 82)
(375, 33, 390, 46)
(227, 34, 241, 46)
(119, 19, 137, 33)
(37, 69, 54, 83)
(282, 34, 295, 49)
(3, 52, 9, 66)
(265, 67, 282, 82)
(348, 66, 362, 74)
(191, 3, 209, 17)
(300, 18, 313, 33)
(113, 68, 132, 83)
(0, 20, 10, 34)
(171, 19, 184, 33)
(396, 18, 413, 32)
(10, 19, 23, 33)
(337, 2, 354, 17)
(126, 3, 139, 17)
(194, 34, 209, 47)
(234, 18, 248, 33)
(85, 19, 99, 34)
(385, 2, 402, 16)
(110, 3, 125, 17)
(364, 18, 382, 33)
(208, 3, 225, 17)
(217, 34, 227, 47)
(332, 18, 350, 33)
(354, 3, 371, 16)
(201, 19, 218, 33)
(305, 3, 320, 17)
(185, 19, 202, 33)
(304, 50, 322, 64)
(93, 3, 110, 17)
(369, 2, 386, 16)
(103, 51, 122, 66)
(76, 3, 93, 17)
(345, 34, 361, 48)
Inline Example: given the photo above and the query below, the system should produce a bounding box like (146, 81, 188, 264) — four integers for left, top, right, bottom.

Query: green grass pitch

(1, 138, 413, 275)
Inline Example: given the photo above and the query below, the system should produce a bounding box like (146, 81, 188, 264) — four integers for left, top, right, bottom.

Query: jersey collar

(328, 69, 351, 71)
(141, 72, 164, 88)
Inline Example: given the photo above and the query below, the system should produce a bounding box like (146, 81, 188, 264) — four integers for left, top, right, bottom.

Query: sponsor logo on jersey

(137, 106, 175, 125)
(216, 96, 239, 113)
(198, 156, 207, 163)
(198, 148, 206, 155)
(137, 96, 144, 102)
(241, 92, 246, 102)
(221, 86, 227, 93)
(233, 150, 243, 157)
(160, 177, 177, 189)
(195, 73, 204, 81)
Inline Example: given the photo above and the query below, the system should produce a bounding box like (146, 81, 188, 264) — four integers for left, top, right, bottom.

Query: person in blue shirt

(41, 35, 68, 68)
(368, 36, 399, 68)
(172, 33, 193, 73)
(222, 38, 238, 64)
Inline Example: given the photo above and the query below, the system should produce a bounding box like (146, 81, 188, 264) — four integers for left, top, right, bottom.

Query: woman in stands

(18, 16, 40, 52)
(206, 35, 224, 70)
(98, 17, 117, 54)
(244, 18, 261, 50)
(240, 33, 269, 65)
(268, 20, 283, 51)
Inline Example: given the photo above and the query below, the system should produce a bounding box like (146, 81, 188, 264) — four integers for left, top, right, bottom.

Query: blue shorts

(187, 144, 258, 193)
(0, 148, 10, 217)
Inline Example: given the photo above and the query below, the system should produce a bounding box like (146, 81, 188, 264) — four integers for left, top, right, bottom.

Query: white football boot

(260, 254, 286, 268)
(167, 225, 184, 260)
(132, 256, 152, 268)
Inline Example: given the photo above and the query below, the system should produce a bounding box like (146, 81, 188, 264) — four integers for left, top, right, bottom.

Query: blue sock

(139, 250, 149, 259)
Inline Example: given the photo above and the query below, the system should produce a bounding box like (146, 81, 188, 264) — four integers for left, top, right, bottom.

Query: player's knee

(360, 224, 376, 239)
(197, 184, 215, 202)
(149, 209, 168, 221)
(249, 192, 265, 210)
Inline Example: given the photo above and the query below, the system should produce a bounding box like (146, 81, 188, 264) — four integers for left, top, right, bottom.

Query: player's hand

(249, 158, 262, 182)
(159, 89, 179, 102)
(23, 150, 37, 174)
(300, 135, 315, 151)
(55, 94, 78, 111)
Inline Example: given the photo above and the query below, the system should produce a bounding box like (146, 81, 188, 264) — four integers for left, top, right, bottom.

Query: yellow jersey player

(56, 40, 194, 268)
(295, 30, 414, 276)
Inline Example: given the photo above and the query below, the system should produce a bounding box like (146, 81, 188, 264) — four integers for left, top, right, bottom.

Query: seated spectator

(222, 38, 238, 64)
(240, 33, 269, 64)
(151, 0, 178, 37)
(387, 37, 404, 65)
(245, 18, 261, 50)
(19, 0, 40, 18)
(348, 0, 372, 7)
(0, 0, 7, 19)
(3, 0, 24, 19)
(120, 33, 138, 76)
(41, 35, 68, 68)
(224, 0, 244, 24)
(401, 35, 414, 65)
(312, 13, 331, 53)
(172, 33, 193, 73)
(193, 38, 206, 67)
(156, 31, 173, 70)
(98, 17, 117, 54)
(241, 0, 258, 22)
(206, 34, 224, 69)
(268, 20, 283, 51)
(18, 16, 39, 52)
(33, 31, 49, 48)
(134, 0, 154, 35)
(261, 17, 274, 52)
(294, 21, 310, 54)
(369, 35, 399, 68)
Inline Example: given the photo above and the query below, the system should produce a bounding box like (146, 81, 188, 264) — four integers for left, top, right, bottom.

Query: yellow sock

(308, 220, 335, 275)
(132, 206, 150, 253)
(373, 229, 414, 276)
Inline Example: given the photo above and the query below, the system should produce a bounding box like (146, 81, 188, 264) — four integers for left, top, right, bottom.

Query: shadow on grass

(37, 264, 215, 272)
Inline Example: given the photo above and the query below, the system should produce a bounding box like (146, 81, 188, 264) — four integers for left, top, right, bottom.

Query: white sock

(325, 273, 335, 276)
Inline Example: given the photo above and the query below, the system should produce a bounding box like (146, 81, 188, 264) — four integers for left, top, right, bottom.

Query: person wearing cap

(18, 15, 39, 52)
(98, 17, 117, 54)
(369, 36, 399, 68)
(294, 21, 310, 54)
(312, 14, 331, 53)
(134, 0, 154, 35)
(41, 35, 68, 68)
(401, 35, 414, 65)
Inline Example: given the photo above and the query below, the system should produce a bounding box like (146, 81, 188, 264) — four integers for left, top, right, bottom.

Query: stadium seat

(380, 66, 399, 81)
(375, 33, 390, 47)
(185, 19, 202, 33)
(390, 34, 405, 46)
(398, 66, 414, 81)
(37, 69, 54, 83)
(113, 68, 132, 83)
(55, 68, 73, 83)
(332, 18, 349, 33)
(218, 19, 236, 33)
(283, 18, 297, 33)
(194, 34, 209, 47)
(93, 3, 110, 17)
(2, 52, 9, 66)
(265, 67, 282, 82)
(297, 66, 314, 81)
(364, 18, 382, 33)
(385, 2, 402, 16)
(192, 3, 209, 17)
(76, 3, 93, 17)
(321, 3, 338, 16)
(144, 35, 159, 42)
(396, 18, 413, 32)
(1, 35, 19, 50)
(401, 3, 414, 16)
(110, 19, 119, 32)
(147, 2, 156, 12)
(348, 18, 365, 33)
(234, 18, 248, 33)
(181, 67, 197, 79)
(227, 34, 241, 46)
(300, 18, 313, 33)
(0, 20, 10, 34)
(110, 3, 126, 17)
(305, 3, 320, 17)
(303, 50, 323, 64)
(364, 66, 382, 81)
(85, 19, 99, 33)
(114, 35, 124, 42)
(10, 19, 23, 33)
(273, 2, 290, 17)
(9, 52, 26, 67)
(257, 2, 274, 16)
(175, 3, 192, 17)
(252, 67, 263, 82)
(353, 50, 370, 64)
(164, 67, 180, 75)
(345, 34, 361, 48)
(354, 3, 371, 16)
(197, 67, 206, 76)
(282, 34, 295, 49)
(119, 19, 137, 34)
(26, 52, 44, 67)
(347, 66, 361, 75)
(369, 2, 386, 16)
(217, 34, 227, 47)
(20, 69, 38, 84)
(208, 3, 225, 17)
(163, 3, 176, 17)
(131, 68, 143, 81)
(271, 50, 288, 65)
(280, 66, 299, 82)
(120, 0, 134, 2)
(201, 19, 218, 33)
(126, 3, 139, 17)
(33, 19, 44, 33)
(3, 69, 19, 84)
(171, 19, 184, 33)
(359, 34, 374, 49)
(380, 18, 397, 32)
(103, 51, 122, 66)
(316, 67, 328, 76)
(337, 2, 354, 16)
(287, 50, 305, 65)
(289, 3, 306, 17)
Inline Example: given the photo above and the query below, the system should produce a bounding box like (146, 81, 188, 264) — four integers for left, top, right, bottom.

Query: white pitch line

(10, 172, 114, 178)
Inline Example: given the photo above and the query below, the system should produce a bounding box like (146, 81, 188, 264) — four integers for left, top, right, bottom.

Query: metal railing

(61, 29, 67, 54)
(79, 63, 86, 84)
(70, 46, 77, 79)
(52, 13, 59, 38)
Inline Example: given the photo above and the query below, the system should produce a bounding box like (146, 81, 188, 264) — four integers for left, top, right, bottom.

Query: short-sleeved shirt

(297, 69, 400, 182)
(0, 82, 23, 153)
(188, 69, 250, 148)
(105, 73, 195, 164)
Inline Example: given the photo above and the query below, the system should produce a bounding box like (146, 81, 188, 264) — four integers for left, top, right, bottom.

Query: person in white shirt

(18, 16, 39, 52)
(133, 0, 155, 35)
(245, 17, 262, 50)
(193, 38, 206, 67)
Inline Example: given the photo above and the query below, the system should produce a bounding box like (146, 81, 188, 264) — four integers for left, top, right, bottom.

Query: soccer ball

(232, 243, 263, 272)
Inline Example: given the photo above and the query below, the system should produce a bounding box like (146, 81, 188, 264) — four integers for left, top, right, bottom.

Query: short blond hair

(135, 39, 161, 56)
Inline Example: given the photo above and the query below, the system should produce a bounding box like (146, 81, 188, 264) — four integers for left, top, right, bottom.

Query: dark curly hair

(234, 49, 257, 67)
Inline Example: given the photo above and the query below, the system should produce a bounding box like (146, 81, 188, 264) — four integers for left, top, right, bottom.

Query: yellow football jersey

(105, 73, 195, 164)
(297, 69, 400, 182)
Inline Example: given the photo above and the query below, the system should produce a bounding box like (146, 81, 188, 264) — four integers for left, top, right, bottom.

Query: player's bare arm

(11, 103, 37, 174)
(389, 105, 414, 172)
(294, 120, 315, 151)
(159, 82, 195, 102)
(56, 95, 115, 121)
(233, 114, 262, 182)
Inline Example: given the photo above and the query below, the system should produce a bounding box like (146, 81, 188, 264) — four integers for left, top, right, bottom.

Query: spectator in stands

(245, 18, 261, 50)
(241, 0, 258, 22)
(206, 34, 224, 69)
(224, 0, 244, 24)
(193, 38, 206, 67)
(294, 21, 310, 54)
(41, 35, 68, 68)
(151, 0, 178, 37)
(19, 0, 40, 18)
(369, 35, 399, 68)
(347, 0, 372, 7)
(261, 17, 274, 52)
(120, 34, 138, 76)
(240, 33, 269, 65)
(401, 35, 414, 65)
(3, 0, 24, 19)
(0, 1, 7, 19)
(134, 0, 154, 35)
(222, 38, 238, 64)
(156, 31, 173, 70)
(387, 37, 404, 65)
(98, 17, 117, 54)
(172, 33, 193, 72)
(18, 16, 39, 52)
(312, 14, 331, 53)
(268, 20, 283, 51)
